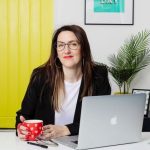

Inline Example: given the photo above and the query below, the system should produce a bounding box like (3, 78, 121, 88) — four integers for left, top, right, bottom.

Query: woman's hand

(40, 124, 71, 140)
(17, 116, 29, 140)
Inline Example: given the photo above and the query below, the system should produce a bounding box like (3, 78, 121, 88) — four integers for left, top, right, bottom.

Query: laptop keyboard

(72, 140, 78, 144)
(53, 135, 78, 149)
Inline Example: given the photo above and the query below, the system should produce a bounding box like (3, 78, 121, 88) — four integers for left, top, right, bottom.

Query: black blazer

(16, 64, 111, 135)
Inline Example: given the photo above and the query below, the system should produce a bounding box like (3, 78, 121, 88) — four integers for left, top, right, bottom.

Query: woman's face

(56, 31, 82, 69)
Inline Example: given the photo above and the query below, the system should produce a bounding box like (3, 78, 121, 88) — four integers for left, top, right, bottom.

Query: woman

(16, 25, 111, 140)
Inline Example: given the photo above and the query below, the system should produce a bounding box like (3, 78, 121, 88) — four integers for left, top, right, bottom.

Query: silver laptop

(53, 94, 146, 149)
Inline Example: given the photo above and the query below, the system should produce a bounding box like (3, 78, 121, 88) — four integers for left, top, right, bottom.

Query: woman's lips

(63, 56, 73, 59)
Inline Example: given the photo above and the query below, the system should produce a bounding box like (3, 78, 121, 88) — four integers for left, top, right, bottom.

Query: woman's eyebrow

(57, 40, 78, 43)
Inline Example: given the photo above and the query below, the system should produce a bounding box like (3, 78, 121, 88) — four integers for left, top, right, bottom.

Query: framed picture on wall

(85, 0, 134, 25)
(132, 89, 150, 117)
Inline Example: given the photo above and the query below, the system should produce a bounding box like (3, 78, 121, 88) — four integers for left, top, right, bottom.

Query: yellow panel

(0, 0, 53, 128)
(0, 117, 15, 128)
(18, 0, 30, 105)
(41, 0, 53, 63)
(0, 0, 8, 117)
(30, 0, 41, 70)
(7, 0, 19, 117)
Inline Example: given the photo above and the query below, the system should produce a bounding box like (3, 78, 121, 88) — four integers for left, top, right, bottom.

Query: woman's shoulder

(32, 65, 47, 76)
(93, 62, 108, 77)
(32, 65, 47, 75)
(30, 65, 48, 83)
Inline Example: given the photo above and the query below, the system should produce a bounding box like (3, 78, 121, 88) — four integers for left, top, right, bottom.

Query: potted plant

(108, 30, 150, 94)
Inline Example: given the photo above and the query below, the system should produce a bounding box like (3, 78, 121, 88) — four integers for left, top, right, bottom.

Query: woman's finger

(43, 125, 53, 132)
(19, 125, 27, 130)
(43, 125, 52, 130)
(17, 125, 29, 136)
(20, 116, 25, 122)
(18, 131, 28, 140)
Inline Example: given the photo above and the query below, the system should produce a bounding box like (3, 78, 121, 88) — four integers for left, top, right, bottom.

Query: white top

(55, 79, 81, 125)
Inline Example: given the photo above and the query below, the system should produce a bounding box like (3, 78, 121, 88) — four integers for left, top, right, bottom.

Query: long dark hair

(44, 25, 94, 111)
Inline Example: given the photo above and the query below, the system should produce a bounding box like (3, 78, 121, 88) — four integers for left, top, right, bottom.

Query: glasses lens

(68, 41, 79, 50)
(57, 42, 65, 51)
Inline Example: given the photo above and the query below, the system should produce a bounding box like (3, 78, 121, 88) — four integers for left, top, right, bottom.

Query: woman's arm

(15, 68, 42, 130)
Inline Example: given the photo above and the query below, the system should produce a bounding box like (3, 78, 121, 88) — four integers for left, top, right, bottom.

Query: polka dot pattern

(20, 121, 43, 141)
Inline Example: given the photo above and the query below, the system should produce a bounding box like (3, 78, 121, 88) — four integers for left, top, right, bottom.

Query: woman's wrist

(63, 126, 71, 136)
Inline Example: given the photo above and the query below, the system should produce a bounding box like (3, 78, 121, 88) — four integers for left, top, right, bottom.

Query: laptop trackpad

(53, 135, 78, 149)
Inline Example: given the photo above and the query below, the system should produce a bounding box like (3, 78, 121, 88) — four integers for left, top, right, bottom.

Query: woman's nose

(64, 45, 71, 53)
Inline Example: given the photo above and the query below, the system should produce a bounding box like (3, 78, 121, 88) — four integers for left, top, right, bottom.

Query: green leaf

(108, 30, 150, 93)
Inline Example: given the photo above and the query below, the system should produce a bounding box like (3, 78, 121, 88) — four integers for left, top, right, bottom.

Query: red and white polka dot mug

(18, 119, 43, 141)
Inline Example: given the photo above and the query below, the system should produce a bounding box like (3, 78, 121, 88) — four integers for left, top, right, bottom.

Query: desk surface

(0, 130, 150, 150)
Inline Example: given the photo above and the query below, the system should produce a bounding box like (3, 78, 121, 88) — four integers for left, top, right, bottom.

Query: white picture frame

(85, 0, 134, 25)
(132, 89, 150, 117)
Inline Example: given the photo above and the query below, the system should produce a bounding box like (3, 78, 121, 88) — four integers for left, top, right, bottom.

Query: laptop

(53, 94, 146, 149)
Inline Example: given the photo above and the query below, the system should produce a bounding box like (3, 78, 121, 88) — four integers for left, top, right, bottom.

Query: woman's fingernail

(25, 135, 29, 140)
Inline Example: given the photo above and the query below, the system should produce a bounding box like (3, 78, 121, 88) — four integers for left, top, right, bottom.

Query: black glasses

(56, 41, 80, 51)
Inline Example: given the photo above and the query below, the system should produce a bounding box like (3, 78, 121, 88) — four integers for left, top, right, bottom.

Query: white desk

(0, 130, 150, 150)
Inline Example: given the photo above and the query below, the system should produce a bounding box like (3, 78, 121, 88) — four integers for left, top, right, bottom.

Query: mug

(18, 119, 43, 141)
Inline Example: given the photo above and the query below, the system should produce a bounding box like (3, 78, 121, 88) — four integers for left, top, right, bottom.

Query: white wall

(54, 0, 150, 93)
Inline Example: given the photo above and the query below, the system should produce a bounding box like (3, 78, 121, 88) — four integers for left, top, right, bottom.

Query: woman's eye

(72, 43, 77, 46)
(71, 42, 78, 46)
(58, 44, 64, 48)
